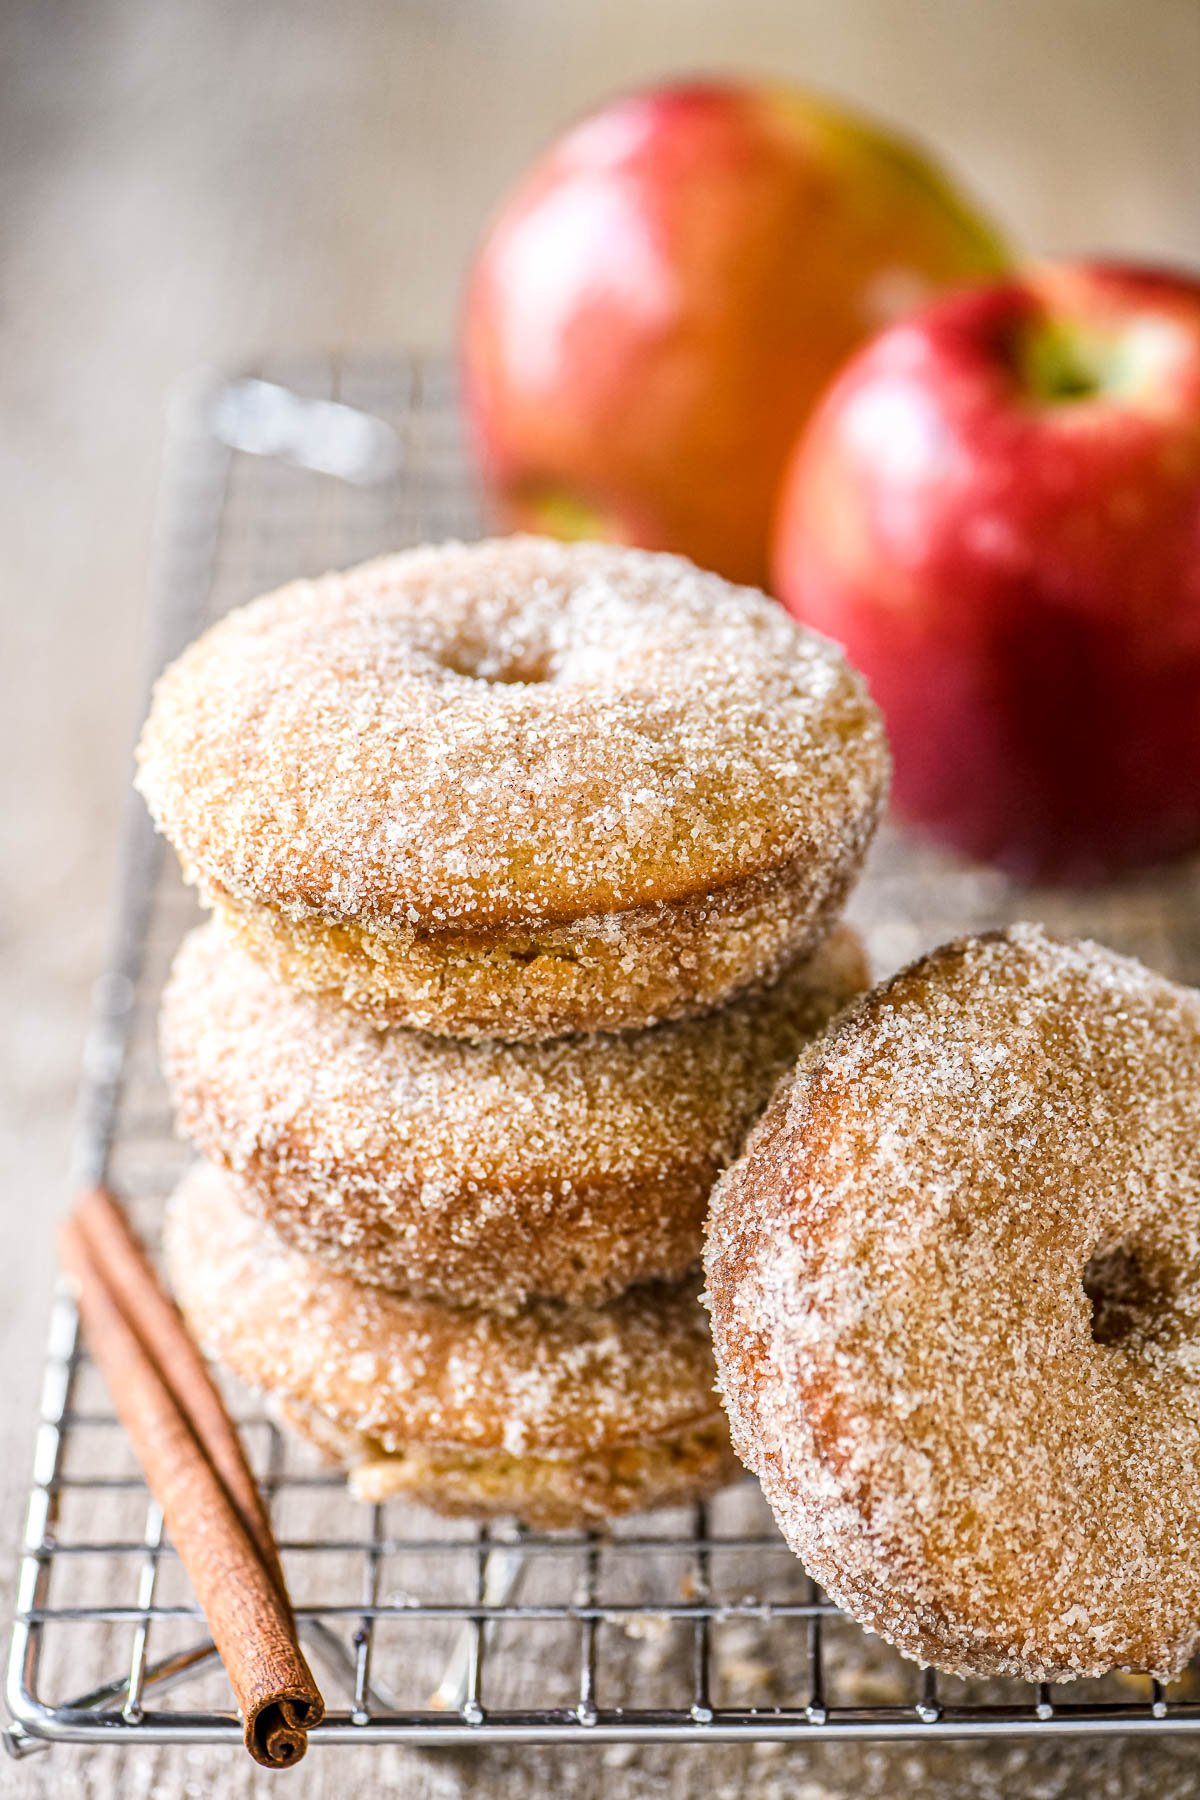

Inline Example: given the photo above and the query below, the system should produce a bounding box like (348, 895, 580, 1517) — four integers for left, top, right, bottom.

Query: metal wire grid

(9, 355, 1200, 1759)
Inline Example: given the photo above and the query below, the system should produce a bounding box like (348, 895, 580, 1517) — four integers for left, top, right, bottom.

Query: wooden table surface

(2, 2, 1198, 1793)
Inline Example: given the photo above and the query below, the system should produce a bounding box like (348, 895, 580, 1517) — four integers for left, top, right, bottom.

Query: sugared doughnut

(135, 537, 887, 1040)
(160, 921, 867, 1311)
(705, 925, 1200, 1682)
(167, 1163, 740, 1527)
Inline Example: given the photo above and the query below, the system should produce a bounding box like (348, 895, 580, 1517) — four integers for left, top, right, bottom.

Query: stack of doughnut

(136, 535, 889, 1529)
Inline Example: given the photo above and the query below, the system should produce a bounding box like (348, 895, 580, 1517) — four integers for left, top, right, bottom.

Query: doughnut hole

(1083, 1241, 1178, 1349)
(436, 639, 557, 685)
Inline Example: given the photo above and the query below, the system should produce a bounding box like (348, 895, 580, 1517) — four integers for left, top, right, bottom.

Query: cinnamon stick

(73, 1185, 290, 1607)
(59, 1197, 324, 1768)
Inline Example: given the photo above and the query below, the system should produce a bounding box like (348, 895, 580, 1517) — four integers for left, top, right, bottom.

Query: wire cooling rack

(9, 355, 1200, 1758)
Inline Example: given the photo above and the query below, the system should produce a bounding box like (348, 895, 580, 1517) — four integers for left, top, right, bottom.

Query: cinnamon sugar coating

(279, 1401, 737, 1529)
(135, 536, 887, 1038)
(210, 857, 861, 1041)
(166, 1164, 738, 1525)
(161, 921, 867, 1310)
(705, 925, 1200, 1682)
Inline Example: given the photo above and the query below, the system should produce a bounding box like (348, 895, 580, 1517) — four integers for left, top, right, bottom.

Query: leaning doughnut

(705, 924, 1200, 1681)
(135, 536, 887, 1040)
(166, 1163, 740, 1528)
(160, 921, 867, 1311)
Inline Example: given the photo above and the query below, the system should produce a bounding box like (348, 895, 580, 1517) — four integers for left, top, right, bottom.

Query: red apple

(772, 262, 1200, 881)
(461, 80, 1007, 586)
